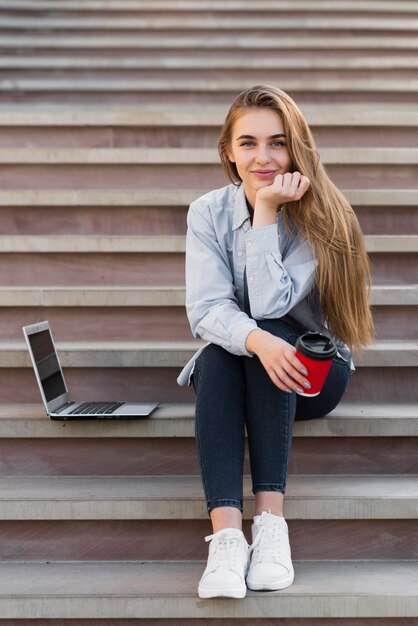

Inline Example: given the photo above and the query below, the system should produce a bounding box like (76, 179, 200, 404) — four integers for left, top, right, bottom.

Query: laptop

(23, 320, 159, 420)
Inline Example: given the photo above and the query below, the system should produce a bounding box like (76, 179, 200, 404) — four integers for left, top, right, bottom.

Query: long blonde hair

(218, 84, 374, 354)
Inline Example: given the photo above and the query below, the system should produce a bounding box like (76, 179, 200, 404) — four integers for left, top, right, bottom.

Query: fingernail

(300, 367, 308, 376)
(296, 386, 304, 394)
(303, 380, 311, 389)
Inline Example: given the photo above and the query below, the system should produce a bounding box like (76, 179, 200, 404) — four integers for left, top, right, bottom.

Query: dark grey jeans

(192, 318, 351, 514)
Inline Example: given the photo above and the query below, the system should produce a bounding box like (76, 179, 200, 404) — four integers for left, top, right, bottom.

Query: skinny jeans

(192, 318, 351, 514)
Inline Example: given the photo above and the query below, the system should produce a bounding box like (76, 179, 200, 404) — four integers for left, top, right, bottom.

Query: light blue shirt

(177, 183, 352, 386)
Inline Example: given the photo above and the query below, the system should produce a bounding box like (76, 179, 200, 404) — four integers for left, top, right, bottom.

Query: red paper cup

(295, 331, 337, 397)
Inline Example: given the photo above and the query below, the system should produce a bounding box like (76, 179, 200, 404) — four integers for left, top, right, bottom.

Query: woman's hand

(252, 172, 310, 229)
(245, 328, 311, 393)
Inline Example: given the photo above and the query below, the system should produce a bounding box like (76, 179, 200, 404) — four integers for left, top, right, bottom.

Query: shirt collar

(232, 183, 251, 231)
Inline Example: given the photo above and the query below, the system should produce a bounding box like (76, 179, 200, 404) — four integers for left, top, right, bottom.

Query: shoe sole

(246, 572, 294, 591)
(198, 584, 247, 599)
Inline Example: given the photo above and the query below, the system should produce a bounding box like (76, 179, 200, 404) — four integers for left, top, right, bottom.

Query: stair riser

(0, 519, 415, 562)
(0, 620, 415, 626)
(0, 164, 416, 189)
(0, 253, 185, 286)
(2, 69, 418, 82)
(1, 92, 418, 105)
(2, 47, 418, 58)
(0, 205, 416, 236)
(3, 367, 418, 404)
(0, 253, 415, 285)
(1, 307, 415, 342)
(0, 206, 188, 236)
(0, 618, 416, 626)
(0, 438, 416, 475)
(2, 8, 418, 18)
(3, 308, 192, 341)
(1, 127, 417, 149)
(0, 211, 413, 239)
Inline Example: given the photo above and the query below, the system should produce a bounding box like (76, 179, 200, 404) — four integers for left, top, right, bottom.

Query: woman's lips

(252, 170, 278, 179)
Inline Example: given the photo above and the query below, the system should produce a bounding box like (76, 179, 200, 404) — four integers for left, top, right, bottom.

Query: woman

(177, 84, 374, 599)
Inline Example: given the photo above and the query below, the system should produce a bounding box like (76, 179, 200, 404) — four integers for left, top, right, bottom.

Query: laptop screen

(27, 329, 67, 402)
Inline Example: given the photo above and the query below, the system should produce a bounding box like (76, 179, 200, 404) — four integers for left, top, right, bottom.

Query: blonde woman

(177, 85, 374, 599)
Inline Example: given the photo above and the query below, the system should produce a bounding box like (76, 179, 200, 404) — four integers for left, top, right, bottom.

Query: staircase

(0, 0, 417, 622)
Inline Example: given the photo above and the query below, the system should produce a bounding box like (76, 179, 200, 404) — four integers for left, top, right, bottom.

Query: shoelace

(205, 532, 244, 569)
(249, 514, 284, 566)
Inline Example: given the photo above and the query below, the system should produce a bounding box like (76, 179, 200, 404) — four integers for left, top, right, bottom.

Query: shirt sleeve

(245, 222, 318, 319)
(185, 202, 258, 357)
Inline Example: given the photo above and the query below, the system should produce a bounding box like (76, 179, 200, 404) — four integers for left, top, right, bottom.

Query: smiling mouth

(252, 170, 278, 176)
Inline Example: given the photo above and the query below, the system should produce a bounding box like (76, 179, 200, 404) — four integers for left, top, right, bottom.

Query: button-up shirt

(177, 183, 352, 386)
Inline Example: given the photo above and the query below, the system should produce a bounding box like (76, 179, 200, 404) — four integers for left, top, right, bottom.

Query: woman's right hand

(245, 328, 311, 393)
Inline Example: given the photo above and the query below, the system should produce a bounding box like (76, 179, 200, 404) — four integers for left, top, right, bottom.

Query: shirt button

(238, 251, 243, 257)
(250, 275, 256, 281)
(248, 240, 253, 247)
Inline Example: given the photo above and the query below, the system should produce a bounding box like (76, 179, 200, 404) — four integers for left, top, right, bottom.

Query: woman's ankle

(210, 506, 242, 533)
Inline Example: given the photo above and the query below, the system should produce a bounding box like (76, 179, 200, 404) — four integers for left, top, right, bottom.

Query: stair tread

(0, 234, 416, 253)
(0, 474, 416, 520)
(3, 340, 417, 368)
(0, 146, 416, 163)
(0, 188, 415, 205)
(3, 56, 418, 70)
(0, 103, 417, 127)
(0, 402, 416, 438)
(1, 77, 418, 92)
(2, 0, 418, 13)
(0, 34, 416, 50)
(1, 284, 416, 306)
(0, 560, 416, 619)
(3, 16, 418, 29)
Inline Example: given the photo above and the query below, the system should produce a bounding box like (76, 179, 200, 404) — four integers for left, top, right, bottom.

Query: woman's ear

(226, 149, 235, 163)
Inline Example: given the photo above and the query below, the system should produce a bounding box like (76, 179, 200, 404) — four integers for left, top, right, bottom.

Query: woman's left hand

(245, 328, 310, 393)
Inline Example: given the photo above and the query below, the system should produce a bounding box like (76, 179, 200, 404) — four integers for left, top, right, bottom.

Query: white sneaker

(246, 511, 294, 591)
(198, 528, 249, 599)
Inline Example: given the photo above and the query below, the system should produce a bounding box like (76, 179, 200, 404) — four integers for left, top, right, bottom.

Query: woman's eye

(240, 141, 255, 147)
(272, 141, 286, 148)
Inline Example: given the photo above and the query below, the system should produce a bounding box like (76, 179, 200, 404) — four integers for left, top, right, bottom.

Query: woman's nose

(255, 146, 271, 163)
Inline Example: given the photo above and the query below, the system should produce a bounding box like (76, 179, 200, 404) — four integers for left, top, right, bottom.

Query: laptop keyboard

(68, 401, 124, 415)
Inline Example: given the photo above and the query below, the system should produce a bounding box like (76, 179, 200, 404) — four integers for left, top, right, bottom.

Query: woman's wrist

(245, 328, 269, 354)
(253, 200, 278, 229)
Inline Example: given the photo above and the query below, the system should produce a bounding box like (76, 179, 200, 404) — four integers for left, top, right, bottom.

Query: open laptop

(23, 320, 159, 420)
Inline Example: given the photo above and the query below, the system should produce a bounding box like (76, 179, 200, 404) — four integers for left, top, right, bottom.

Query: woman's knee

(193, 344, 244, 391)
(295, 359, 351, 421)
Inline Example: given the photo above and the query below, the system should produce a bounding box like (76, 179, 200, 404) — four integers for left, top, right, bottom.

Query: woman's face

(227, 108, 291, 208)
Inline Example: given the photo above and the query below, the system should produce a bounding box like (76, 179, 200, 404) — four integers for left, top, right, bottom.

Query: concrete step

(1, 77, 417, 94)
(1, 16, 417, 31)
(0, 103, 416, 126)
(0, 518, 416, 563)
(0, 251, 413, 286)
(2, 0, 418, 13)
(0, 146, 416, 163)
(2, 56, 418, 70)
(0, 234, 415, 253)
(0, 285, 416, 342)
(2, 307, 416, 342)
(1, 402, 416, 438)
(4, 339, 417, 404)
(1, 284, 416, 307)
(0, 195, 415, 236)
(0, 147, 415, 189)
(0, 187, 415, 207)
(0, 104, 417, 148)
(0, 560, 416, 619)
(0, 474, 416, 519)
(0, 430, 416, 477)
(1, 34, 417, 51)
(3, 339, 417, 368)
